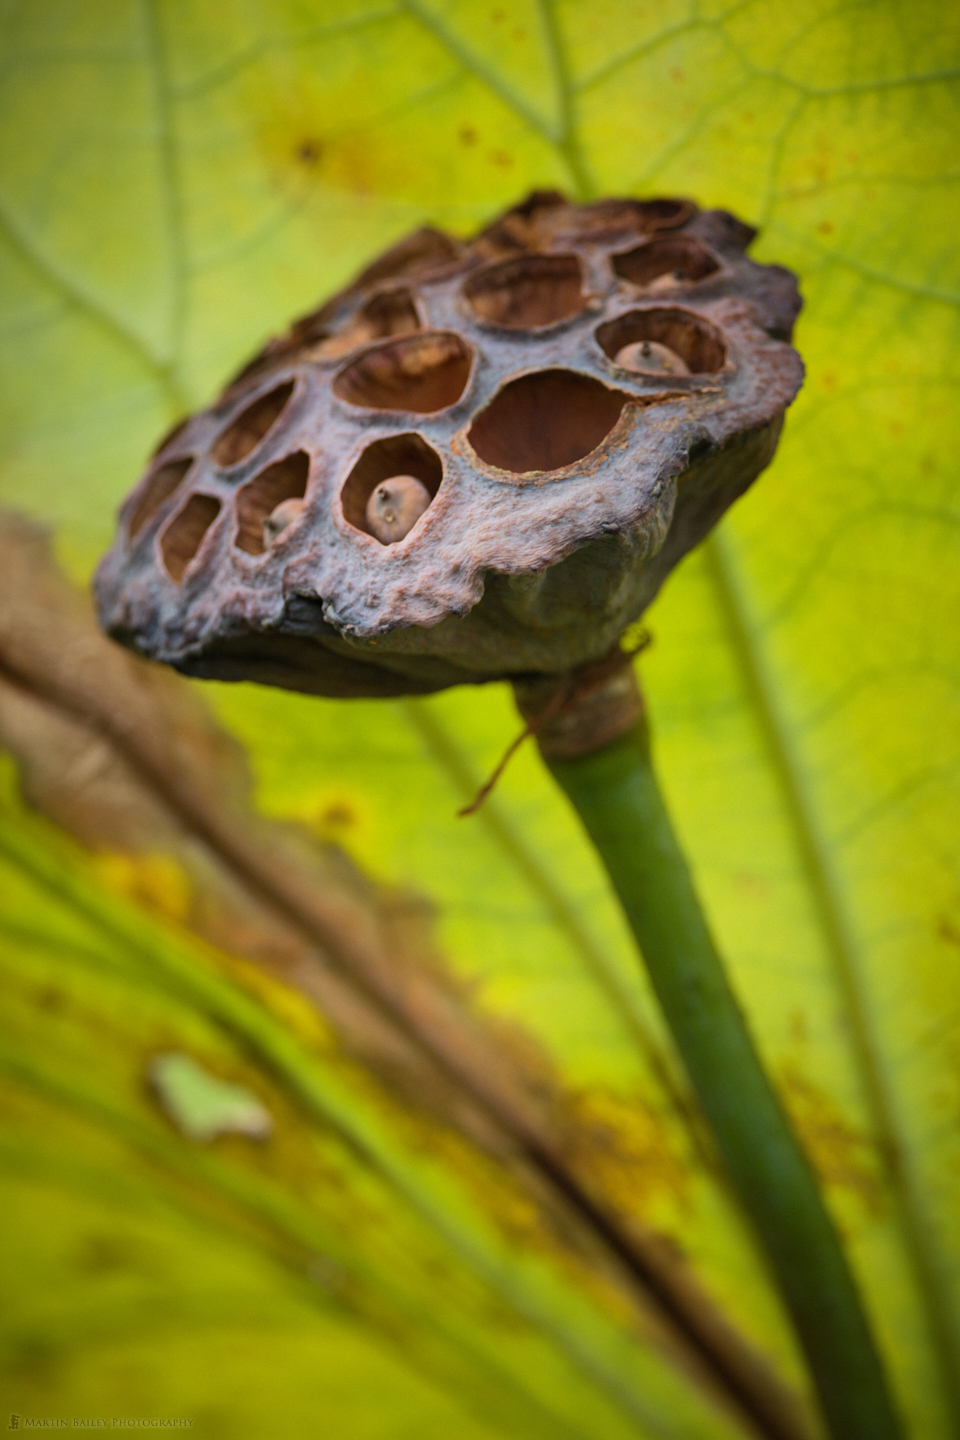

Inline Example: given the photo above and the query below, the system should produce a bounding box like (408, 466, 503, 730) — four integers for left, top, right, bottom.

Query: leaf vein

(397, 0, 561, 144)
(768, 222, 960, 306)
(141, 0, 187, 383)
(0, 199, 187, 412)
(172, 7, 401, 101)
(574, 4, 752, 94)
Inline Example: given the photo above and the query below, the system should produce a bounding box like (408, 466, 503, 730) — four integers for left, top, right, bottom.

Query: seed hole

(341, 434, 442, 542)
(468, 370, 632, 475)
(353, 226, 461, 289)
(314, 288, 421, 360)
(596, 308, 726, 375)
(475, 190, 568, 253)
(333, 332, 472, 413)
(560, 197, 695, 242)
(128, 458, 193, 539)
(463, 254, 586, 330)
(161, 494, 221, 581)
(213, 381, 296, 467)
(235, 451, 310, 556)
(613, 236, 719, 287)
(362, 288, 420, 339)
(627, 197, 695, 231)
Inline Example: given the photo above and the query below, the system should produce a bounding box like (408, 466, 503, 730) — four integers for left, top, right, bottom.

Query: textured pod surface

(96, 193, 803, 697)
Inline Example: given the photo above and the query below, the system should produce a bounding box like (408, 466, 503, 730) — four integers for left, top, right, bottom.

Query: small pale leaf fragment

(149, 1052, 273, 1142)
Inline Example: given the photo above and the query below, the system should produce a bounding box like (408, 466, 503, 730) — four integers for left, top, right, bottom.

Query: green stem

(545, 718, 902, 1440)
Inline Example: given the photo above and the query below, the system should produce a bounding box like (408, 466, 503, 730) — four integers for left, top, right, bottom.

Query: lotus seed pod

(96, 192, 803, 698)
(365, 475, 432, 544)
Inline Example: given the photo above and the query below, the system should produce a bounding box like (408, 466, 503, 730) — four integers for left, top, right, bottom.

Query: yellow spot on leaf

(223, 955, 334, 1052)
(91, 851, 192, 924)
(780, 1063, 886, 1216)
(567, 1089, 690, 1221)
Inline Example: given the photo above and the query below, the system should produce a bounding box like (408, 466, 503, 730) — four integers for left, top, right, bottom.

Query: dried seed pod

(96, 193, 803, 698)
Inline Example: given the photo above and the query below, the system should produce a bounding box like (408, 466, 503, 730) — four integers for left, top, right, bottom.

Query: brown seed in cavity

(262, 497, 306, 547)
(365, 475, 431, 544)
(614, 340, 690, 376)
(235, 451, 310, 555)
(596, 307, 725, 374)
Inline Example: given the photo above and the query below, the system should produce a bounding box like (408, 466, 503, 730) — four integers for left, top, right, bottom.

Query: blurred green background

(1, 2, 958, 1436)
